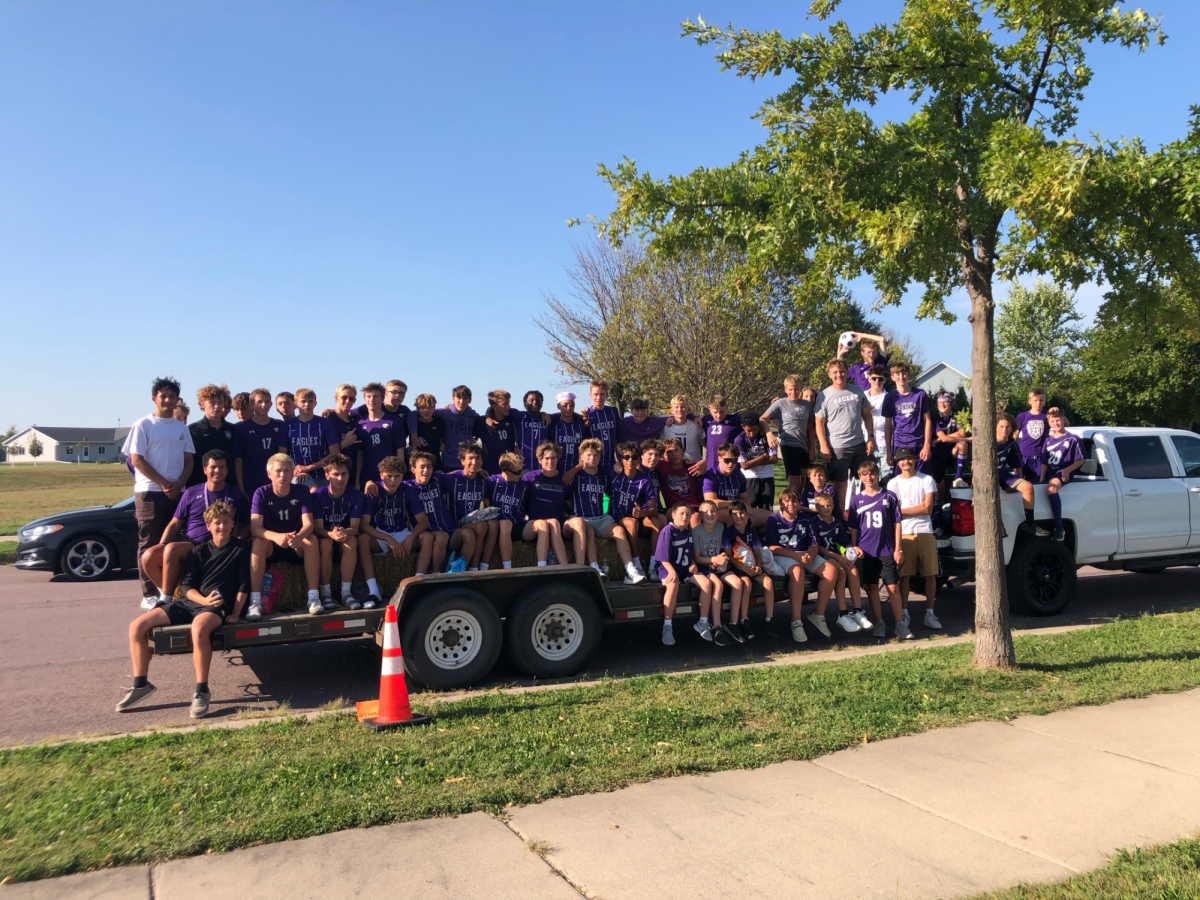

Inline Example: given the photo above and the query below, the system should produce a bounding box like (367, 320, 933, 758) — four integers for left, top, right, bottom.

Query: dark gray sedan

(14, 497, 139, 582)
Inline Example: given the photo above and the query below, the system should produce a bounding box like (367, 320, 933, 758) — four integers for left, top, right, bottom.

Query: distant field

(0, 465, 132, 534)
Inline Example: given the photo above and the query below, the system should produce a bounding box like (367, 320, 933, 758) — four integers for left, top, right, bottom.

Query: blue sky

(1, 1, 1195, 428)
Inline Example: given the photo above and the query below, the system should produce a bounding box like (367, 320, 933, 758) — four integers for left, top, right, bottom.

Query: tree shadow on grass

(1018, 650, 1200, 673)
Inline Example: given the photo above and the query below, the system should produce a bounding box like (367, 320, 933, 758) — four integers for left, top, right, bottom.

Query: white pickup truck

(939, 427, 1200, 615)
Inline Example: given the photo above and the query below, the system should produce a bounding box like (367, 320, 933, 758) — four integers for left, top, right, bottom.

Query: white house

(914, 361, 970, 399)
(3, 427, 131, 464)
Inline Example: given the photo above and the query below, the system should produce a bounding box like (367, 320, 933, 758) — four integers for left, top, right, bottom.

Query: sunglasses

(869, 376, 886, 382)
(619, 454, 635, 460)
(720, 457, 737, 464)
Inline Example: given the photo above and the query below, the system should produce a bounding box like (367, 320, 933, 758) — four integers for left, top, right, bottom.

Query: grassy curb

(968, 833, 1200, 899)
(0, 542, 15, 566)
(5, 610, 1200, 883)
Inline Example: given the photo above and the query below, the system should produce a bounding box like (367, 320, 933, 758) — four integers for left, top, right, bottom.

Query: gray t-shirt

(692, 523, 725, 562)
(763, 398, 813, 451)
(814, 385, 870, 450)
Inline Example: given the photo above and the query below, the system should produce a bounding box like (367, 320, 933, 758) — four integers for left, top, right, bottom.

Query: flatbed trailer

(150, 566, 814, 690)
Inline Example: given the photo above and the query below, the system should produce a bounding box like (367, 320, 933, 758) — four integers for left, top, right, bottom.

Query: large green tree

(994, 280, 1083, 410)
(596, 0, 1198, 668)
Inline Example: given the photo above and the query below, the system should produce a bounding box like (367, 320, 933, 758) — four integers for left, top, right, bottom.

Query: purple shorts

(656, 561, 690, 582)
(1047, 469, 1072, 485)
(1001, 471, 1024, 489)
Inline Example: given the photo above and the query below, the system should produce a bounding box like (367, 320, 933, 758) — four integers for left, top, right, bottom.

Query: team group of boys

(116, 332, 1088, 716)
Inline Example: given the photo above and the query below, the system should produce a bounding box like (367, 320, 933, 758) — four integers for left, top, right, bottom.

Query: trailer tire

(400, 588, 503, 690)
(505, 584, 602, 679)
(1007, 537, 1076, 616)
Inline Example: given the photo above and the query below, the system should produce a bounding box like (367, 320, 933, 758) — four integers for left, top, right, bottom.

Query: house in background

(914, 361, 970, 399)
(2, 427, 130, 464)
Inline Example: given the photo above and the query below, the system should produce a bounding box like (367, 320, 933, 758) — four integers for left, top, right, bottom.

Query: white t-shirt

(661, 420, 704, 463)
(890, 473, 937, 535)
(866, 390, 889, 448)
(128, 413, 195, 493)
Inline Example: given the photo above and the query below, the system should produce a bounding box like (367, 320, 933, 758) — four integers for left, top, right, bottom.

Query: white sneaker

(693, 621, 713, 642)
(872, 621, 886, 638)
(836, 613, 861, 633)
(896, 622, 915, 641)
(662, 621, 675, 646)
(790, 620, 808, 643)
(624, 567, 647, 585)
(901, 609, 911, 628)
(952, 477, 969, 488)
(806, 611, 832, 638)
(853, 609, 874, 629)
(140, 596, 160, 611)
(647, 564, 661, 583)
(924, 610, 943, 630)
(246, 600, 263, 620)
(307, 597, 323, 615)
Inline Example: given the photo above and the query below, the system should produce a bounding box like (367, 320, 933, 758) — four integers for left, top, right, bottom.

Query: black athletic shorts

(925, 454, 953, 484)
(828, 444, 870, 483)
(748, 478, 775, 510)
(266, 545, 304, 566)
(780, 445, 811, 477)
(859, 553, 899, 586)
(165, 599, 226, 626)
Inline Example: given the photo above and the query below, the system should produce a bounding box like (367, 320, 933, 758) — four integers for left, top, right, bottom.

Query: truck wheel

(1007, 537, 1077, 616)
(505, 584, 602, 679)
(400, 588, 503, 690)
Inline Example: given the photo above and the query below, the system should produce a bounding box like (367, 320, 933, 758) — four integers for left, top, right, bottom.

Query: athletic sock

(468, 567, 479, 572)
(320, 584, 332, 599)
(1024, 507, 1035, 524)
(307, 589, 320, 602)
(195, 681, 208, 695)
(158, 590, 171, 604)
(479, 562, 489, 571)
(699, 616, 709, 626)
(954, 455, 965, 478)
(250, 591, 261, 604)
(502, 561, 512, 569)
(1049, 492, 1063, 527)
(133, 676, 148, 689)
(366, 578, 380, 596)
(537, 560, 547, 567)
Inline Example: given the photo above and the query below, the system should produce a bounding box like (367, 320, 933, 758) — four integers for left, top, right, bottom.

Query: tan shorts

(900, 533, 938, 578)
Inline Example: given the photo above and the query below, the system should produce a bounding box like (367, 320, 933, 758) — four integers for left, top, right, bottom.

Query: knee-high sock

(954, 455, 966, 479)
(1049, 492, 1063, 528)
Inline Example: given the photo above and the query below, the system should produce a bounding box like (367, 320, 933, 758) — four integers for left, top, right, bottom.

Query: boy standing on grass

(654, 503, 705, 647)
(312, 454, 365, 610)
(355, 383, 400, 492)
(187, 384, 234, 487)
(568, 438, 647, 583)
(359, 456, 430, 602)
(811, 492, 871, 632)
(485, 451, 530, 569)
(815, 359, 876, 513)
(882, 362, 932, 470)
(1043, 407, 1086, 543)
(863, 366, 891, 479)
(846, 459, 909, 640)
(735, 414, 778, 511)
(129, 376, 195, 610)
(233, 388, 282, 498)
(838, 332, 889, 392)
(279, 388, 343, 489)
(520, 442, 574, 566)
(248, 454, 321, 618)
(891, 448, 942, 633)
(719, 500, 774, 643)
(761, 375, 816, 493)
(581, 380, 621, 468)
(119, 500, 249, 720)
(1015, 388, 1049, 483)
(766, 488, 838, 642)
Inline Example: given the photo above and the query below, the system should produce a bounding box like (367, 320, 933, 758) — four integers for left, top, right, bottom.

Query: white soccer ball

(839, 331, 857, 349)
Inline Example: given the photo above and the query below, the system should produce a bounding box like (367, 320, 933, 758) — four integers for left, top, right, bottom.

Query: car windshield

(111, 496, 136, 509)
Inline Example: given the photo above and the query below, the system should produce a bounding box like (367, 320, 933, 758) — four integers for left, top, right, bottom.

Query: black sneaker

(115, 683, 156, 712)
(762, 617, 780, 638)
(1053, 526, 1065, 542)
(723, 621, 745, 644)
(740, 619, 756, 641)
(712, 626, 730, 647)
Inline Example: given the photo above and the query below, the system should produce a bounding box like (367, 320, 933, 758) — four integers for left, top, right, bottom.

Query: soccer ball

(839, 331, 857, 349)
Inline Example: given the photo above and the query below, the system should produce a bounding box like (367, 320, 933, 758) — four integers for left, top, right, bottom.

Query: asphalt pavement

(2, 563, 1199, 746)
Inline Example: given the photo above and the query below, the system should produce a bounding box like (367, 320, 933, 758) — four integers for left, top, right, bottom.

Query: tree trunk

(966, 276, 1016, 668)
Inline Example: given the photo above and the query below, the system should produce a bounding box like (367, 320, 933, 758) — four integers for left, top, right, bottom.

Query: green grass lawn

(0, 542, 15, 566)
(4, 610, 1200, 883)
(0, 465, 131, 534)
(969, 834, 1200, 899)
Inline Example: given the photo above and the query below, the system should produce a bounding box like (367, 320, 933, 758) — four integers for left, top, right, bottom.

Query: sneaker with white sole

(321, 596, 338, 611)
(115, 683, 156, 712)
(189, 690, 210, 719)
(307, 597, 324, 616)
(853, 609, 874, 630)
(896, 622, 915, 641)
(662, 621, 675, 646)
(952, 477, 969, 488)
(901, 609, 910, 628)
(872, 621, 886, 638)
(624, 570, 647, 585)
(139, 596, 161, 611)
(924, 610, 943, 630)
(806, 611, 832, 638)
(647, 565, 661, 583)
(246, 600, 263, 620)
(693, 621, 713, 642)
(836, 613, 861, 633)
(362, 595, 379, 610)
(790, 619, 808, 643)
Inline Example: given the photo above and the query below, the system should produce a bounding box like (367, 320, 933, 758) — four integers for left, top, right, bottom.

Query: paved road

(2, 563, 1199, 746)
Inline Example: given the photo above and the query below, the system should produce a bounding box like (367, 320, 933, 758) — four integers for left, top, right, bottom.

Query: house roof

(3, 426, 131, 446)
(914, 361, 968, 384)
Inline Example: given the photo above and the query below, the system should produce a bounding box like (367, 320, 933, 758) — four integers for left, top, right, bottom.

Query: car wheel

(1007, 537, 1076, 616)
(59, 535, 118, 582)
(505, 583, 602, 679)
(400, 587, 502, 690)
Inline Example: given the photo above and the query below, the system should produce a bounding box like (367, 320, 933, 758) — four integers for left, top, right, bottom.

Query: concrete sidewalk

(5, 690, 1200, 900)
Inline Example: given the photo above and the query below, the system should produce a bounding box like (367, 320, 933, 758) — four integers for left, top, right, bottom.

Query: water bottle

(546, 550, 557, 566)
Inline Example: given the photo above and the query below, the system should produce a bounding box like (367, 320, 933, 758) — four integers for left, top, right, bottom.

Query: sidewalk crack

(1005, 722, 1200, 780)
(811, 759, 1080, 875)
(499, 815, 590, 898)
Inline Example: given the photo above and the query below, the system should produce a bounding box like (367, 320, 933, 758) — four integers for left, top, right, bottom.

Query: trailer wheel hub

(531, 604, 582, 662)
(424, 611, 482, 669)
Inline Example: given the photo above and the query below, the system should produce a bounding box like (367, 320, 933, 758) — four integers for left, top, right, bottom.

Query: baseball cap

(894, 447, 919, 461)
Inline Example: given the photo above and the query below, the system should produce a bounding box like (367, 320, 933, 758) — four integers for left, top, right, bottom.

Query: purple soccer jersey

(701, 413, 743, 465)
(522, 469, 568, 521)
(473, 414, 515, 474)
(655, 523, 693, 568)
(311, 485, 365, 530)
(1044, 432, 1084, 478)
(996, 438, 1023, 484)
(701, 467, 748, 502)
(616, 414, 670, 446)
(428, 406, 479, 470)
(800, 482, 838, 509)
(233, 419, 284, 495)
(486, 474, 530, 524)
(846, 490, 901, 559)
(608, 470, 655, 518)
(356, 417, 399, 486)
(174, 484, 250, 542)
(444, 470, 488, 523)
(550, 414, 589, 471)
(583, 405, 621, 466)
(279, 416, 342, 468)
(1015, 411, 1049, 460)
(403, 473, 455, 534)
(571, 468, 610, 519)
(848, 353, 889, 391)
(812, 515, 852, 551)
(364, 486, 409, 534)
(511, 410, 549, 473)
(929, 412, 960, 464)
(881, 389, 929, 450)
(355, 403, 409, 429)
(720, 523, 762, 559)
(764, 511, 816, 552)
(251, 484, 314, 535)
(733, 431, 773, 467)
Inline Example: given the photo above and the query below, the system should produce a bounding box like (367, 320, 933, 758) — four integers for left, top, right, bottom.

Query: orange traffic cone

(361, 604, 430, 730)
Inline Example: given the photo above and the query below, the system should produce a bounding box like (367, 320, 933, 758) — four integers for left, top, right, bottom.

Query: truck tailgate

(149, 608, 385, 655)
